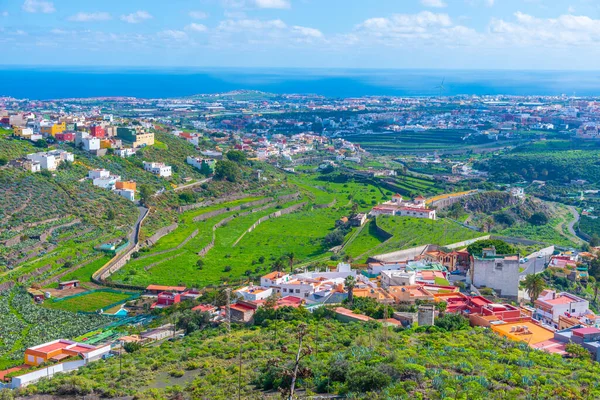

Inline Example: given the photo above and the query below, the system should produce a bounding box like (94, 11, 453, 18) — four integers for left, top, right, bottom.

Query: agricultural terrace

(43, 289, 137, 313)
(345, 215, 486, 262)
(112, 173, 390, 287)
(0, 288, 111, 370)
(0, 166, 137, 287)
(345, 129, 472, 154)
(385, 175, 445, 197)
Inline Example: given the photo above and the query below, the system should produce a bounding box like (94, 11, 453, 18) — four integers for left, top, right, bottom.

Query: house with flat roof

(534, 290, 589, 327)
(554, 326, 600, 361)
(490, 321, 555, 346)
(24, 339, 109, 366)
(471, 246, 520, 299)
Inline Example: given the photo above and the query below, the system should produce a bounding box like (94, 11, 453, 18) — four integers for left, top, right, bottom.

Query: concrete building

(117, 127, 154, 147)
(115, 189, 135, 201)
(88, 169, 110, 180)
(186, 156, 215, 173)
(82, 137, 101, 152)
(418, 304, 436, 326)
(235, 285, 273, 302)
(381, 270, 417, 288)
(471, 247, 520, 299)
(143, 161, 172, 177)
(534, 290, 590, 327)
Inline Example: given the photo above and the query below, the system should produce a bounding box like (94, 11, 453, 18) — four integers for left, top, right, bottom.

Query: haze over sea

(3, 67, 600, 99)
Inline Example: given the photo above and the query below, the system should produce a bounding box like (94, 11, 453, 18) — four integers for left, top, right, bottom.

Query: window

(296, 289, 300, 294)
(495, 262, 503, 270)
(283, 288, 287, 293)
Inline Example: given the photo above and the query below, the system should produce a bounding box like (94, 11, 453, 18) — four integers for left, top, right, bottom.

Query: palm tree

(344, 275, 356, 306)
(287, 252, 296, 273)
(272, 258, 284, 272)
(522, 274, 545, 303)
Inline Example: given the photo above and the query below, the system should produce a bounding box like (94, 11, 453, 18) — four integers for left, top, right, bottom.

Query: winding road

(566, 206, 581, 241)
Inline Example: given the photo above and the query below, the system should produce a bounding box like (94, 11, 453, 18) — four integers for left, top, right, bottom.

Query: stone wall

(144, 223, 178, 247)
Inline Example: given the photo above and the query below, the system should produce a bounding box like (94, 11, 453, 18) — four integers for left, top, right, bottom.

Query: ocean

(2, 67, 600, 99)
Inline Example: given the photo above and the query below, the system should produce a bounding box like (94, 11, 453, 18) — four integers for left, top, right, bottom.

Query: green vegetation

(347, 129, 476, 153)
(346, 215, 485, 261)
(0, 288, 111, 368)
(43, 290, 136, 313)
(20, 315, 600, 399)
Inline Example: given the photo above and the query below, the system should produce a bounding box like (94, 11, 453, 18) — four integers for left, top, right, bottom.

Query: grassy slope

(21, 319, 600, 399)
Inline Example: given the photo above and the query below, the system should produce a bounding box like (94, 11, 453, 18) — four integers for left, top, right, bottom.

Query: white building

(92, 175, 121, 190)
(471, 247, 520, 299)
(235, 285, 273, 302)
(534, 290, 590, 327)
(186, 156, 215, 171)
(143, 161, 172, 177)
(381, 270, 417, 288)
(115, 148, 136, 158)
(115, 189, 135, 201)
(26, 150, 74, 171)
(88, 169, 110, 180)
(260, 271, 291, 287)
(82, 137, 101, 152)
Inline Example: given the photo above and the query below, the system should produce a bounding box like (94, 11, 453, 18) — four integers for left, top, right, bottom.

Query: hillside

(19, 315, 600, 400)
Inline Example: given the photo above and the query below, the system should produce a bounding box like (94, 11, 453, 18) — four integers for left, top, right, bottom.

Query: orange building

(116, 180, 136, 191)
(24, 339, 103, 366)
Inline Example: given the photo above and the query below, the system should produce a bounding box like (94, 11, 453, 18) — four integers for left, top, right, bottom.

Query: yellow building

(490, 321, 555, 345)
(40, 122, 66, 137)
(13, 126, 32, 138)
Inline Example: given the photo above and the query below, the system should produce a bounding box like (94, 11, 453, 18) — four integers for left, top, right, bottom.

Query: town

(3, 92, 600, 398)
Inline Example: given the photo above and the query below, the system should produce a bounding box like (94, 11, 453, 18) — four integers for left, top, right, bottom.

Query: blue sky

(1, 0, 600, 69)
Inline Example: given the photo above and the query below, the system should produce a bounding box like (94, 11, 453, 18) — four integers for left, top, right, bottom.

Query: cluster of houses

(88, 169, 136, 201)
(2, 109, 155, 157)
(21, 150, 74, 173)
(369, 194, 437, 220)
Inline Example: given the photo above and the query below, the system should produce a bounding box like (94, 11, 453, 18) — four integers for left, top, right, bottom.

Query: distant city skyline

(2, 0, 600, 69)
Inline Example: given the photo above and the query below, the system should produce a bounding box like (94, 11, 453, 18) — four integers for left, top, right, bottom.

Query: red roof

(573, 327, 600, 336)
(230, 303, 255, 312)
(192, 304, 216, 313)
(147, 285, 187, 292)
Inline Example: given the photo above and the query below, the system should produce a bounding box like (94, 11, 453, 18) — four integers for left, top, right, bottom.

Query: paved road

(566, 206, 581, 240)
(172, 177, 212, 192)
(519, 246, 555, 277)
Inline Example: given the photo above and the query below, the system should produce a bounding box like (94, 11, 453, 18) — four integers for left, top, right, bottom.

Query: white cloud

(488, 12, 600, 47)
(189, 11, 209, 19)
(254, 0, 291, 9)
(485, 0, 495, 6)
(292, 26, 323, 38)
(186, 23, 208, 32)
(68, 12, 111, 22)
(421, 0, 447, 8)
(120, 10, 152, 24)
(22, 0, 55, 14)
(158, 30, 188, 40)
(354, 11, 480, 48)
(1, 11, 8, 17)
(50, 28, 68, 34)
(218, 18, 287, 32)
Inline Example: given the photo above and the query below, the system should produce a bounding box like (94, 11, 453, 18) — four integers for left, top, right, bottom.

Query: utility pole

(226, 288, 231, 334)
(119, 340, 123, 379)
(315, 322, 319, 358)
(238, 342, 243, 400)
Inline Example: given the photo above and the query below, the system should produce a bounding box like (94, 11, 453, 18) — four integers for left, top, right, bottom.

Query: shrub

(346, 365, 391, 393)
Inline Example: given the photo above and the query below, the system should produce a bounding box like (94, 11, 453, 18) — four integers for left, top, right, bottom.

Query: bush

(346, 365, 391, 393)
(169, 369, 185, 378)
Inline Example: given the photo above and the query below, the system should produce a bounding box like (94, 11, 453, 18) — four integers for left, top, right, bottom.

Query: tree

(590, 234, 600, 248)
(286, 252, 296, 273)
(271, 258, 284, 272)
(106, 209, 116, 221)
(214, 160, 241, 182)
(467, 239, 514, 256)
(344, 275, 356, 307)
(324, 230, 344, 247)
(196, 259, 204, 270)
(34, 139, 48, 148)
(179, 192, 195, 204)
(435, 301, 448, 314)
(285, 323, 312, 400)
(226, 150, 247, 163)
(522, 273, 546, 303)
(565, 342, 589, 359)
(529, 212, 549, 226)
(123, 342, 142, 353)
(434, 314, 470, 331)
(139, 184, 153, 204)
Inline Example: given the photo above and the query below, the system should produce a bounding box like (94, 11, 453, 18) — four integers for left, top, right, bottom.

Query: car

(450, 270, 463, 275)
(524, 257, 529, 262)
(519, 258, 526, 264)
(537, 255, 543, 259)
